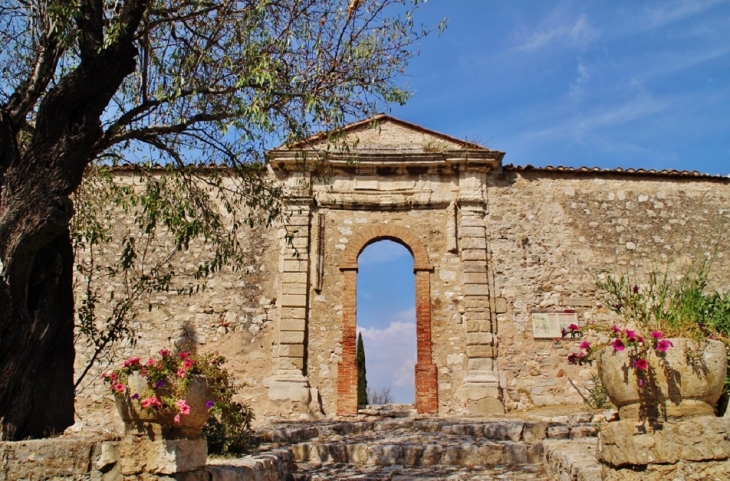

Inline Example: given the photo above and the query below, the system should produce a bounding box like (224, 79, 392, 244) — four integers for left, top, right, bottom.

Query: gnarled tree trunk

(0, 0, 146, 440)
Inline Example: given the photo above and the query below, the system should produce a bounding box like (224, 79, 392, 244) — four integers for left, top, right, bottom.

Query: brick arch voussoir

(340, 224, 432, 270)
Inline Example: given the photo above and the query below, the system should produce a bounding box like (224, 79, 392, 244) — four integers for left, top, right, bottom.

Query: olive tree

(0, 0, 434, 440)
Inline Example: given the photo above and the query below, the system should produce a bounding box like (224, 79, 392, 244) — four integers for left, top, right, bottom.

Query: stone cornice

(267, 149, 504, 175)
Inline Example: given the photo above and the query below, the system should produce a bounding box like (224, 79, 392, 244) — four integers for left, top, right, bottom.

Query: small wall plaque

(531, 312, 578, 339)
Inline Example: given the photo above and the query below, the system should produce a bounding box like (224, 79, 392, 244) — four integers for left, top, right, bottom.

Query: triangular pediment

(283, 114, 484, 152)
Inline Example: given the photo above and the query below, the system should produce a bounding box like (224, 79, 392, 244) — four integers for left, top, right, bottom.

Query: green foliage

(597, 262, 730, 341)
(594, 262, 730, 390)
(356, 333, 367, 406)
(585, 374, 611, 410)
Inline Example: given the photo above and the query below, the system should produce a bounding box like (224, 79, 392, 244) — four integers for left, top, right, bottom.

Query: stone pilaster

(266, 199, 312, 403)
(456, 172, 504, 415)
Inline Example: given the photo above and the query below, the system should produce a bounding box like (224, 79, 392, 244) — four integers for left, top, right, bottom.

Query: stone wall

(71, 121, 730, 426)
(487, 169, 730, 410)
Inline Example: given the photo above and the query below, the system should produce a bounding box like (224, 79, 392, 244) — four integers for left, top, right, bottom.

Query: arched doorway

(357, 240, 416, 404)
(337, 225, 437, 415)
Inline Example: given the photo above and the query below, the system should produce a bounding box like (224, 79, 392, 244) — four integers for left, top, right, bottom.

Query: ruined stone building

(74, 115, 730, 424)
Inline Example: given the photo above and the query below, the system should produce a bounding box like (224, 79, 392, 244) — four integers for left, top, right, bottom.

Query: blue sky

(356, 0, 730, 404)
(388, 0, 730, 175)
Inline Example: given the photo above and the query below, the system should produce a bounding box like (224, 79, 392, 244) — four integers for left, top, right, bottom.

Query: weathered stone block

(280, 318, 305, 331)
(279, 330, 305, 343)
(281, 282, 307, 295)
(467, 332, 493, 345)
(280, 294, 307, 307)
(119, 435, 207, 475)
(463, 284, 489, 296)
(466, 345, 495, 358)
(598, 417, 730, 467)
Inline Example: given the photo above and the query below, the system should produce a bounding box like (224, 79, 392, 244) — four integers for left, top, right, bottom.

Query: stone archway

(337, 225, 438, 415)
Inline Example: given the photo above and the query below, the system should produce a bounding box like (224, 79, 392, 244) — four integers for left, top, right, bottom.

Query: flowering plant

(103, 350, 225, 424)
(565, 265, 730, 389)
(566, 324, 673, 387)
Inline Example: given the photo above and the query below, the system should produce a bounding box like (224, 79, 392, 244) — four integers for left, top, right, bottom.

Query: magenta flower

(159, 349, 170, 357)
(178, 351, 190, 359)
(611, 338, 625, 352)
(183, 358, 194, 370)
(176, 399, 191, 415)
(657, 339, 674, 352)
(569, 324, 579, 332)
(611, 325, 621, 333)
(632, 285, 639, 294)
(112, 383, 125, 393)
(651, 331, 663, 339)
(634, 358, 648, 370)
(579, 341, 591, 350)
(626, 330, 636, 341)
(141, 397, 162, 409)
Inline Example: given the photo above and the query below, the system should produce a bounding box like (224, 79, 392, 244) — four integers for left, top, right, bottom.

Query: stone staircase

(252, 410, 602, 480)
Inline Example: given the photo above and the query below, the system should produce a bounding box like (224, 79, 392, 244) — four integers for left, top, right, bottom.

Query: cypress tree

(356, 333, 368, 406)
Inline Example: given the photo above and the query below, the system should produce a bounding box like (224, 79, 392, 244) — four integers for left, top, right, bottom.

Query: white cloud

(357, 316, 417, 396)
(513, 13, 599, 52)
(645, 0, 727, 29)
(569, 62, 591, 102)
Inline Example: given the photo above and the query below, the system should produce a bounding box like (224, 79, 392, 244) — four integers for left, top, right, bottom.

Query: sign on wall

(531, 312, 578, 339)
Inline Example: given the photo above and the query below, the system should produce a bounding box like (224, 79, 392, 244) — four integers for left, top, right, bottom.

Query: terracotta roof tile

(504, 164, 729, 181)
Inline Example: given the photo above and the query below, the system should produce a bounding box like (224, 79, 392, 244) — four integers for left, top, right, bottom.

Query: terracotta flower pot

(597, 338, 727, 420)
(116, 373, 210, 438)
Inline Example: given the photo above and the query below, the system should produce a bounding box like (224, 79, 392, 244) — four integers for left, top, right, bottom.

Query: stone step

(256, 416, 599, 445)
(291, 439, 544, 467)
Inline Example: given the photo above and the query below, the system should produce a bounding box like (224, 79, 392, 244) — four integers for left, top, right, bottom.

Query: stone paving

(249, 408, 607, 480)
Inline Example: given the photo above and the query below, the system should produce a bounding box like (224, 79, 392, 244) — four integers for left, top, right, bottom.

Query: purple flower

(611, 338, 625, 352)
(131, 393, 140, 400)
(656, 339, 674, 352)
(155, 380, 165, 388)
(205, 400, 214, 410)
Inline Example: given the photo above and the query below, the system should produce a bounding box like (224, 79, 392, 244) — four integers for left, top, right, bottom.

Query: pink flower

(636, 336, 645, 344)
(579, 341, 591, 350)
(176, 399, 191, 415)
(177, 367, 187, 378)
(159, 349, 170, 357)
(651, 331, 663, 339)
(611, 325, 621, 333)
(183, 358, 194, 370)
(112, 383, 125, 393)
(123, 357, 141, 368)
(611, 338, 625, 352)
(634, 358, 648, 370)
(656, 339, 674, 352)
(141, 397, 162, 409)
(178, 351, 190, 359)
(140, 367, 147, 377)
(146, 359, 156, 366)
(638, 378, 644, 387)
(569, 324, 579, 331)
(174, 414, 181, 423)
(626, 330, 636, 341)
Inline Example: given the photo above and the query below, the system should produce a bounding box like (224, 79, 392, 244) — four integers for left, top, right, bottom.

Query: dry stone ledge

(597, 416, 730, 467)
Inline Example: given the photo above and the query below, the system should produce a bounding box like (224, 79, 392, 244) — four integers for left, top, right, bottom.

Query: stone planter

(597, 338, 727, 420)
(116, 374, 210, 439)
